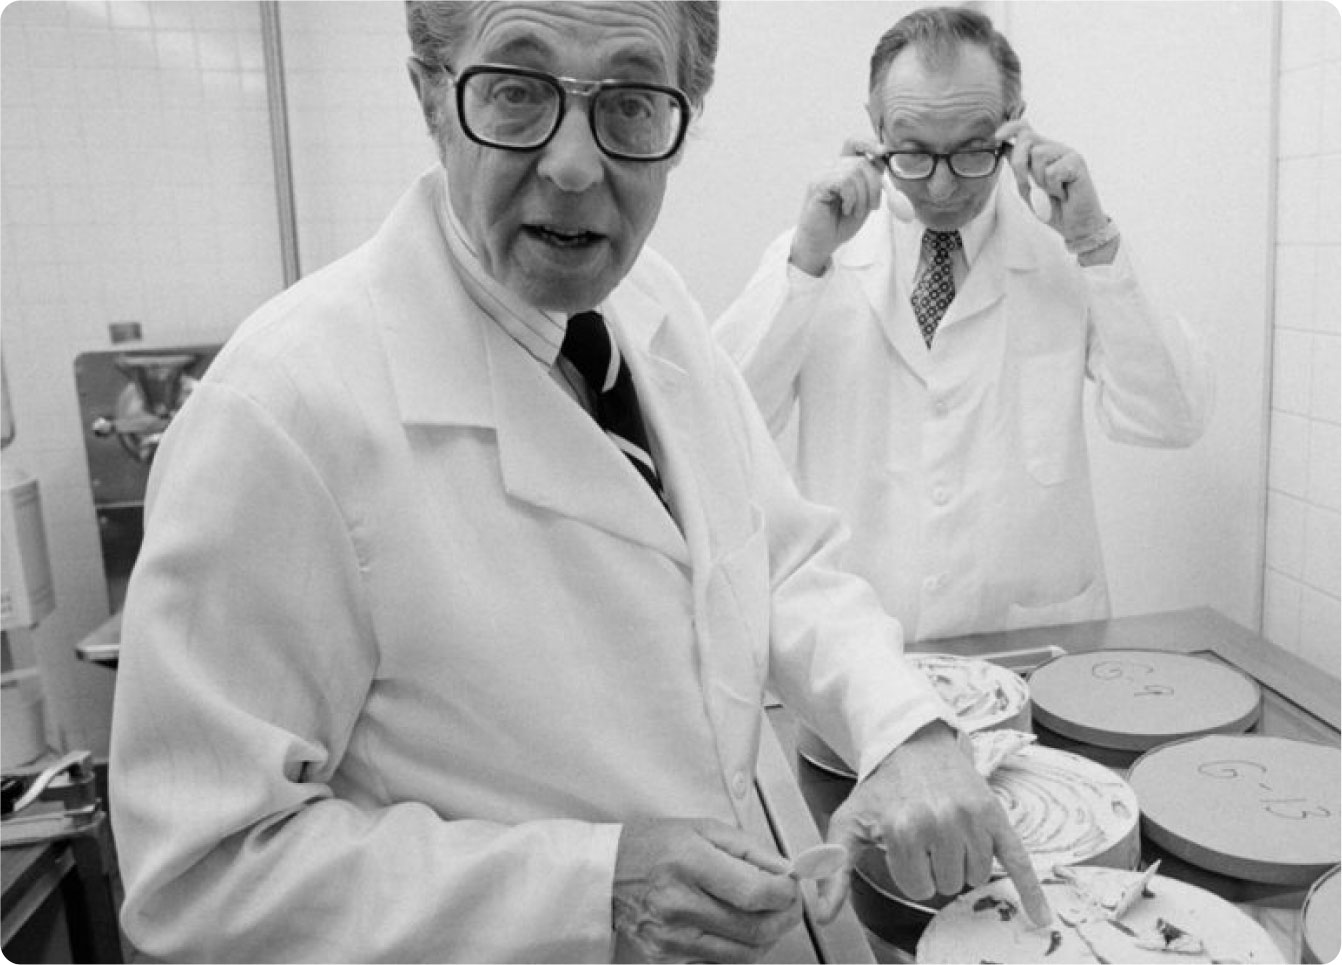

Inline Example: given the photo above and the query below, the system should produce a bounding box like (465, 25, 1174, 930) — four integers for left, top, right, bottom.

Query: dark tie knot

(561, 311, 616, 394)
(923, 230, 963, 259)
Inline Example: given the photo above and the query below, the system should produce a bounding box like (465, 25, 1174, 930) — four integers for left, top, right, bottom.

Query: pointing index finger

(994, 827, 1053, 927)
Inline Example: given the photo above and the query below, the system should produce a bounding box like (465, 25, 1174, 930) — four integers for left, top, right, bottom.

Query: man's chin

(914, 189, 994, 232)
(916, 207, 972, 232)
(516, 280, 615, 316)
(501, 263, 624, 315)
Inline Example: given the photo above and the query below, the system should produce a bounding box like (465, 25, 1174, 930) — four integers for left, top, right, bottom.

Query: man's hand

(995, 119, 1116, 264)
(788, 137, 887, 277)
(613, 818, 803, 963)
(817, 721, 1052, 928)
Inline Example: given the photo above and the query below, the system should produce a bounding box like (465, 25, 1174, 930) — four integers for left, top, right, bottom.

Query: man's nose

(536, 105, 604, 193)
(927, 159, 957, 200)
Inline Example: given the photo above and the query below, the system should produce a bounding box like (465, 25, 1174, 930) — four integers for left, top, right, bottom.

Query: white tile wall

(276, 1, 434, 277)
(1, 0, 282, 755)
(1266, 490, 1307, 579)
(1263, 0, 1341, 677)
(1263, 567, 1305, 652)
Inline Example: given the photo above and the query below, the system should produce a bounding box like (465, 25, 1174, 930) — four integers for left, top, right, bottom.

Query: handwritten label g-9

(1197, 759, 1332, 820)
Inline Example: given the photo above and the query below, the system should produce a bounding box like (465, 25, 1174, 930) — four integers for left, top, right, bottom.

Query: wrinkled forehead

(458, 1, 681, 83)
(872, 44, 1007, 140)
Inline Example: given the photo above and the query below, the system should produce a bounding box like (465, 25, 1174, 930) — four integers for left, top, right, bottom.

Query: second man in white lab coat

(716, 6, 1211, 645)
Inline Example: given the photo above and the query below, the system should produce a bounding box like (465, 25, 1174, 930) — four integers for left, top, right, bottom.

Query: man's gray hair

(404, 1, 720, 111)
(868, 6, 1022, 115)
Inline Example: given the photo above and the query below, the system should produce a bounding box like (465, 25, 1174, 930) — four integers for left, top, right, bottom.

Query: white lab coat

(108, 168, 950, 963)
(715, 182, 1210, 643)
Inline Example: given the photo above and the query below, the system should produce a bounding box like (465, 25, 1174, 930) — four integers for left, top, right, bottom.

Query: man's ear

(406, 57, 440, 131)
(865, 100, 882, 137)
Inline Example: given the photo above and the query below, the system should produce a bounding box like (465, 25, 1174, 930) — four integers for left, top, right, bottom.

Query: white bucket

(1, 668, 46, 769)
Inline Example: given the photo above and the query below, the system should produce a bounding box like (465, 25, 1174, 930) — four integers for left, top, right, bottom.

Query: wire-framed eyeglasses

(879, 144, 1008, 180)
(417, 61, 691, 162)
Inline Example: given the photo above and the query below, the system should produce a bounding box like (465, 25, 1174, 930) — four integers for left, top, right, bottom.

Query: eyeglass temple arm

(409, 55, 452, 76)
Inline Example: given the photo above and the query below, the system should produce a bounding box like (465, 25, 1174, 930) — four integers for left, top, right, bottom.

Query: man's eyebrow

(886, 130, 998, 151)
(479, 34, 552, 65)
(481, 34, 671, 82)
(606, 47, 673, 81)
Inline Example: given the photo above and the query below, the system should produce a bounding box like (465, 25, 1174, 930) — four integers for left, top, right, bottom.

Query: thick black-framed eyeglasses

(880, 144, 1008, 180)
(418, 61, 691, 162)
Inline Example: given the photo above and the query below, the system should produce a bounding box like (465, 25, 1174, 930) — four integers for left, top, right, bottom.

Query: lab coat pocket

(1004, 577, 1107, 631)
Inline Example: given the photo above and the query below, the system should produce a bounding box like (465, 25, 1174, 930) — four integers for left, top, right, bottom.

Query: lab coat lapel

(842, 208, 931, 382)
(607, 282, 720, 573)
(487, 323, 689, 564)
(372, 170, 494, 430)
(937, 183, 1043, 334)
(938, 240, 1006, 334)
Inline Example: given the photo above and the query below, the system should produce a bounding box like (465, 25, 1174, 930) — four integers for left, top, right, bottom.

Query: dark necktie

(910, 229, 962, 347)
(560, 311, 667, 506)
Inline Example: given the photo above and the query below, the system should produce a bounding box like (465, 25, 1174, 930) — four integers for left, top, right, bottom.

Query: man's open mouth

(526, 224, 604, 248)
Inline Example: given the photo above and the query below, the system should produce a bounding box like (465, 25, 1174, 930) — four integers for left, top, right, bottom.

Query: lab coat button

(731, 771, 749, 798)
(924, 574, 946, 593)
(933, 399, 948, 417)
(932, 486, 950, 506)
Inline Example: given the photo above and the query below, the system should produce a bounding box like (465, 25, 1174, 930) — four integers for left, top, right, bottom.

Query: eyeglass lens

(462, 70, 684, 159)
(888, 150, 1000, 179)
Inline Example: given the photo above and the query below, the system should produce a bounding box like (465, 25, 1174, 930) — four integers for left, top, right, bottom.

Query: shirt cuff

(855, 697, 962, 783)
(1079, 238, 1135, 283)
(785, 259, 833, 288)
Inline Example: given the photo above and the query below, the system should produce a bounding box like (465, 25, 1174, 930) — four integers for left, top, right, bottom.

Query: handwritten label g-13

(1197, 759, 1332, 820)
(1090, 659, 1175, 697)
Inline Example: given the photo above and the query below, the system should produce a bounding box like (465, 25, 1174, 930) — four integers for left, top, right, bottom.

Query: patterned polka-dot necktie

(910, 229, 962, 347)
(561, 311, 667, 508)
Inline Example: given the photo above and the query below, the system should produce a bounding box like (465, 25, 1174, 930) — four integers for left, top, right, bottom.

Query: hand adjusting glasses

(418, 61, 691, 162)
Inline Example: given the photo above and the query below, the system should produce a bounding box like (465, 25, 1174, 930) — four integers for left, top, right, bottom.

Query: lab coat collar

(989, 174, 1053, 271)
(370, 167, 494, 429)
(369, 167, 687, 563)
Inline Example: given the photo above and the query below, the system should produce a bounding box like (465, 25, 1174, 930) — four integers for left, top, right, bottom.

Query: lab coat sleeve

(707, 346, 955, 781)
(713, 229, 831, 438)
(1083, 241, 1214, 447)
(109, 382, 620, 964)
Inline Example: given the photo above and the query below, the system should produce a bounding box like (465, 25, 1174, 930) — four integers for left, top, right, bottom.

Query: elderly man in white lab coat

(717, 7, 1211, 645)
(108, 3, 1047, 962)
